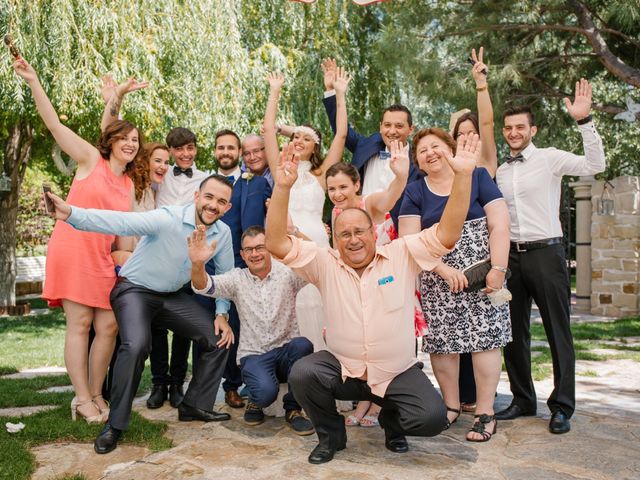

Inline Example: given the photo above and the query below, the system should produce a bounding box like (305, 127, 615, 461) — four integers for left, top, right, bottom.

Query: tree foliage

(376, 0, 640, 177)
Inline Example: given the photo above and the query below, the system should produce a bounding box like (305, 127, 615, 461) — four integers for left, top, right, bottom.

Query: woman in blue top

(399, 127, 511, 442)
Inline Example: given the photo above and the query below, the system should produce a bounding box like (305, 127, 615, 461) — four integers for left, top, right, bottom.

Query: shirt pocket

(377, 277, 403, 313)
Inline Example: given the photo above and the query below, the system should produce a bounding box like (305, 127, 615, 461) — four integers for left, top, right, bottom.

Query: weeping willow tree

(0, 0, 391, 306)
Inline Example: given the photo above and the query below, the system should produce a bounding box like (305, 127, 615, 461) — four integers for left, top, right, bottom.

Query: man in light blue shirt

(47, 174, 236, 454)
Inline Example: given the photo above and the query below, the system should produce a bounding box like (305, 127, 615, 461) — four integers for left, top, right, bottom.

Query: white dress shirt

(362, 147, 396, 196)
(156, 164, 209, 207)
(217, 167, 241, 185)
(496, 121, 605, 242)
(192, 260, 307, 362)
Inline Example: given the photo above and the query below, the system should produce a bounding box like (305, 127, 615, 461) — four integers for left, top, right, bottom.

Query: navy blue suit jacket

(219, 175, 272, 268)
(322, 94, 423, 225)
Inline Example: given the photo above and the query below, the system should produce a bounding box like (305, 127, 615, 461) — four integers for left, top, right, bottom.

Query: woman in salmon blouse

(14, 58, 143, 423)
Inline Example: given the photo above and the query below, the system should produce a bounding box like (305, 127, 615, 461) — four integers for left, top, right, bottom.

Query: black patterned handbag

(462, 258, 511, 293)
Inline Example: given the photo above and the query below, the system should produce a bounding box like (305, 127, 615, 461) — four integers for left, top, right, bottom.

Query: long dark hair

(452, 112, 479, 140)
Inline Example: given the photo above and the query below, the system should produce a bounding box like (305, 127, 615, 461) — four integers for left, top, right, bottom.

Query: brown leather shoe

(225, 390, 245, 408)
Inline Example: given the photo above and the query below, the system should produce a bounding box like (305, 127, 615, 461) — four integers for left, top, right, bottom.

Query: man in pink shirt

(265, 136, 481, 464)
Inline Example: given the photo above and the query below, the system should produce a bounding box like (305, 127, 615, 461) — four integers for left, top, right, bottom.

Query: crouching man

(189, 225, 314, 435)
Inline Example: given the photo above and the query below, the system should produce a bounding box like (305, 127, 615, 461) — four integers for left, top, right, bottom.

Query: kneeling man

(189, 225, 314, 435)
(265, 138, 479, 464)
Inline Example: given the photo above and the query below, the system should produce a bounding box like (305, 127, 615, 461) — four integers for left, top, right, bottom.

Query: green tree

(376, 0, 640, 177)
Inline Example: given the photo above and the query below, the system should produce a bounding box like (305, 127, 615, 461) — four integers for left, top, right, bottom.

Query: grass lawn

(0, 306, 172, 480)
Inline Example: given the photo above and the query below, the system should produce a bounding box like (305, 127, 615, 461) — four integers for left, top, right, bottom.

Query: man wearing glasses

(242, 134, 273, 187)
(189, 225, 314, 435)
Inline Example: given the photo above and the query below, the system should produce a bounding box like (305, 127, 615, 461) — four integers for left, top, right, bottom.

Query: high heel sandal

(444, 405, 461, 430)
(93, 394, 110, 423)
(70, 397, 103, 424)
(466, 414, 497, 442)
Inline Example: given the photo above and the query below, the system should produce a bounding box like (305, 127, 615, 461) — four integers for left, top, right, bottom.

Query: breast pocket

(377, 277, 403, 313)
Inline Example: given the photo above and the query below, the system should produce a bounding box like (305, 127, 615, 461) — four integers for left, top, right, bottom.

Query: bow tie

(505, 153, 524, 164)
(173, 166, 193, 178)
(379, 151, 391, 160)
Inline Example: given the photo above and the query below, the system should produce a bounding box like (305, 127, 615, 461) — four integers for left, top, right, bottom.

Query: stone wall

(590, 176, 640, 317)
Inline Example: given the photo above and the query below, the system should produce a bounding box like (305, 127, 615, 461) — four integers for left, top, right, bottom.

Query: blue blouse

(399, 168, 503, 228)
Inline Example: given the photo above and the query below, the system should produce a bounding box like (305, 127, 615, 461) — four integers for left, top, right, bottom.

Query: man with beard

(45, 175, 236, 454)
(213, 129, 272, 409)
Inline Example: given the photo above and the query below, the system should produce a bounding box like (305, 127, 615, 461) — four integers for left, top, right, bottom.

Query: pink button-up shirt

(278, 225, 451, 397)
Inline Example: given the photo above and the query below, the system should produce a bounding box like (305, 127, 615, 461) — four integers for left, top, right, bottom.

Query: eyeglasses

(241, 245, 267, 254)
(336, 228, 371, 241)
(243, 147, 265, 158)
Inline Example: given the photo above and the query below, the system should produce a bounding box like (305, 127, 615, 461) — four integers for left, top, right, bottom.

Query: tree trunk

(0, 123, 33, 308)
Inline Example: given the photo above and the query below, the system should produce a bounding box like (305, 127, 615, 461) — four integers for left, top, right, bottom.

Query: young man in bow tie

(495, 79, 605, 434)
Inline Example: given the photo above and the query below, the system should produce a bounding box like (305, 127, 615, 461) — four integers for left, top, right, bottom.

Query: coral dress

(43, 158, 133, 310)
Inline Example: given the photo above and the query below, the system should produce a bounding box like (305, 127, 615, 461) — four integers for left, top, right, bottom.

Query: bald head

(242, 134, 267, 175)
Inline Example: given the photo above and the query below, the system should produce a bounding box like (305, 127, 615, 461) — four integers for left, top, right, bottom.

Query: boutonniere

(241, 171, 255, 182)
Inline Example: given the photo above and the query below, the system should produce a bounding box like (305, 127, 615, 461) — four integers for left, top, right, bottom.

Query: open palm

(443, 133, 481, 175)
(187, 226, 217, 264)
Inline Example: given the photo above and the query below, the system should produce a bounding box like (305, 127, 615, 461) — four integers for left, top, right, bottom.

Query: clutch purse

(462, 258, 511, 293)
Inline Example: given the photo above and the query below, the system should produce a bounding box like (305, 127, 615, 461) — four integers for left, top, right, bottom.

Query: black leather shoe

(178, 402, 231, 422)
(94, 423, 121, 454)
(549, 410, 571, 434)
(494, 403, 536, 420)
(146, 385, 168, 409)
(308, 442, 346, 464)
(384, 433, 409, 453)
(169, 384, 184, 408)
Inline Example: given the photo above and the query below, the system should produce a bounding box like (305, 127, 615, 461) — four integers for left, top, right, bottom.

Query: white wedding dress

(289, 161, 328, 352)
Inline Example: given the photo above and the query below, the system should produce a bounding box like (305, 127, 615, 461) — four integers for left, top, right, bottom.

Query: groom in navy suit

(322, 70, 422, 225)
(206, 129, 271, 408)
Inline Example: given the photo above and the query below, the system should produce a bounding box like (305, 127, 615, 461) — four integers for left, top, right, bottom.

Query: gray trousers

(108, 279, 229, 430)
(289, 350, 447, 449)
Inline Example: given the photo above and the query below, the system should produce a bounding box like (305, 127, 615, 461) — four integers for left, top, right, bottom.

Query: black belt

(115, 276, 128, 284)
(510, 237, 562, 252)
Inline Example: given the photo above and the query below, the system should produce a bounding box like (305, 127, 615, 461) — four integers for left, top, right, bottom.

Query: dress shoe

(224, 390, 245, 408)
(494, 403, 536, 420)
(549, 410, 571, 434)
(384, 432, 409, 453)
(178, 402, 231, 422)
(169, 384, 184, 408)
(146, 385, 168, 409)
(307, 442, 346, 465)
(94, 423, 121, 454)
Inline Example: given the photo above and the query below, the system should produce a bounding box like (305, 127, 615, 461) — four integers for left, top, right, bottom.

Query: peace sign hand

(471, 47, 488, 86)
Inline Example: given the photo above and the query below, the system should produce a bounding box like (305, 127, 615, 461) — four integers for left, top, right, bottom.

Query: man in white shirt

(190, 226, 314, 435)
(495, 79, 605, 435)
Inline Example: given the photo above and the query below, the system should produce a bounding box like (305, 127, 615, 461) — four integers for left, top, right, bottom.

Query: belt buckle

(516, 242, 527, 252)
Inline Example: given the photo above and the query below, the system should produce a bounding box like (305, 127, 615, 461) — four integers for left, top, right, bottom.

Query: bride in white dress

(263, 67, 349, 351)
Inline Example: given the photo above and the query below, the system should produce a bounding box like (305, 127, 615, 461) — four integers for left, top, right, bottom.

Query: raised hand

(100, 74, 117, 104)
(443, 132, 481, 175)
(114, 77, 149, 99)
(321, 57, 337, 90)
(563, 78, 592, 121)
(266, 71, 285, 91)
(12, 58, 37, 84)
(389, 139, 410, 179)
(187, 225, 218, 265)
(274, 142, 299, 189)
(471, 47, 488, 86)
(333, 66, 351, 94)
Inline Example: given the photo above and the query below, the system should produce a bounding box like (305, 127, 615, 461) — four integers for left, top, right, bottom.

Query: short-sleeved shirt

(399, 168, 503, 228)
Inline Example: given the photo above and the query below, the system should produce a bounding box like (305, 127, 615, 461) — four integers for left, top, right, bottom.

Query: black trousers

(458, 353, 476, 404)
(108, 279, 229, 431)
(222, 302, 242, 392)
(149, 328, 190, 386)
(289, 351, 447, 449)
(504, 244, 575, 417)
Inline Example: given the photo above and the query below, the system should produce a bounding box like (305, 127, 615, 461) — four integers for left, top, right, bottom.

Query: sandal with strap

(93, 394, 110, 423)
(444, 405, 461, 430)
(70, 397, 103, 424)
(345, 415, 361, 426)
(466, 413, 497, 442)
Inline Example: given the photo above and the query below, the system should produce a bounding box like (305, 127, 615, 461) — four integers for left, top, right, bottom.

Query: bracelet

(476, 84, 488, 92)
(491, 265, 508, 273)
(576, 115, 592, 125)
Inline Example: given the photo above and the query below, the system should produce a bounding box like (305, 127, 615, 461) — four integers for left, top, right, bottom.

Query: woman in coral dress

(14, 58, 143, 423)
